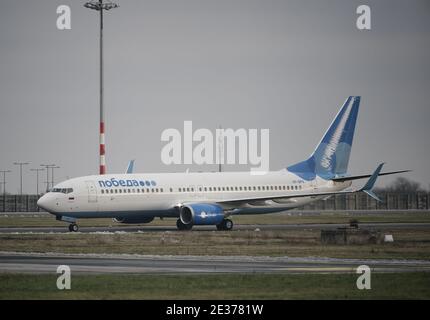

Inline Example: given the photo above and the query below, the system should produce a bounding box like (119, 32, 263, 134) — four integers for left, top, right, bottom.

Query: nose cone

(37, 194, 52, 212)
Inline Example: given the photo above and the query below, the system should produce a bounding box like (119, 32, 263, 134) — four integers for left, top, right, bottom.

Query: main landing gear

(68, 223, 79, 232)
(216, 219, 233, 231)
(175, 218, 234, 231)
(176, 219, 193, 231)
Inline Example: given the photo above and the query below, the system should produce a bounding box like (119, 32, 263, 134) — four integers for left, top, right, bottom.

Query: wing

(217, 163, 386, 206)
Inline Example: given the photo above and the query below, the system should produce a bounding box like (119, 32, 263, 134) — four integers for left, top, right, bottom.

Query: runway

(1, 252, 429, 274)
(0, 222, 429, 234)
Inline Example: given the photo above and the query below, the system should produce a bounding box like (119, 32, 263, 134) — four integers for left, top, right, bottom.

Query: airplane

(37, 96, 409, 232)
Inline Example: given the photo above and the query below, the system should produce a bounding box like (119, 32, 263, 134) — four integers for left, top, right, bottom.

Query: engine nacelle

(113, 216, 154, 224)
(180, 203, 225, 226)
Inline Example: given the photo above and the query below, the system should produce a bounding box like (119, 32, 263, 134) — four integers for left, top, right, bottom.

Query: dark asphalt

(0, 222, 429, 233)
(1, 252, 429, 274)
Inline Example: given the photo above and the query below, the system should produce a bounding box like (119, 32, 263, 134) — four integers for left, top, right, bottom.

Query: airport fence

(0, 192, 429, 212)
(0, 195, 41, 212)
(299, 192, 430, 211)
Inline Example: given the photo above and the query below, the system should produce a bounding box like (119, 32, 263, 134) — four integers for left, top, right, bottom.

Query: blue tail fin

(287, 96, 360, 180)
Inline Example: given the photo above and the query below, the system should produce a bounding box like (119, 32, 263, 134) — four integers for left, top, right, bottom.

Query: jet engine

(180, 203, 225, 226)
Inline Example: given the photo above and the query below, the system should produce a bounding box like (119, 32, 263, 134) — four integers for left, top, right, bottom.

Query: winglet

(359, 163, 384, 201)
(126, 160, 135, 174)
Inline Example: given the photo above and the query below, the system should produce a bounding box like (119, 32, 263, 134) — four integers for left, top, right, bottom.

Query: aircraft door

(85, 181, 98, 203)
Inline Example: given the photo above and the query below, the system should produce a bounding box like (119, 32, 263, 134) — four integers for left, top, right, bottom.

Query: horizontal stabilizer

(331, 169, 411, 182)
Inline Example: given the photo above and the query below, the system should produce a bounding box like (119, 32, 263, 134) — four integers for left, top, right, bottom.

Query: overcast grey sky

(0, 0, 429, 194)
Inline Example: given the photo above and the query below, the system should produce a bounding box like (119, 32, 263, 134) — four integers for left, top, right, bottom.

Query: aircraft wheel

(176, 219, 193, 231)
(69, 223, 79, 232)
(224, 219, 233, 231)
(216, 219, 233, 231)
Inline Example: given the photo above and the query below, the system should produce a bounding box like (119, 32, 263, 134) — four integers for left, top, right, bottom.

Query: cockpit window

(51, 188, 73, 194)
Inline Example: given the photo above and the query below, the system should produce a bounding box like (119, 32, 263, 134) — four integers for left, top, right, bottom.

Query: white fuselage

(37, 170, 351, 219)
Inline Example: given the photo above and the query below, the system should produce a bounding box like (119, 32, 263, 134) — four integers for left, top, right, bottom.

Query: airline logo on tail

(287, 96, 360, 180)
(320, 99, 355, 170)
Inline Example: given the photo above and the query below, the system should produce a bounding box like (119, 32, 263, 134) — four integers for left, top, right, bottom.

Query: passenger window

(170, 188, 173, 192)
(115, 189, 118, 193)
(204, 187, 207, 191)
(179, 188, 182, 192)
(101, 190, 104, 194)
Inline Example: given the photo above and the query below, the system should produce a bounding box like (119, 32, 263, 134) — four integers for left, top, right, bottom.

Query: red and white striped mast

(84, 0, 119, 175)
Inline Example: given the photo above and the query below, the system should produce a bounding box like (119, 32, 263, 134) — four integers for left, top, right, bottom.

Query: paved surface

(0, 252, 429, 274)
(0, 222, 429, 234)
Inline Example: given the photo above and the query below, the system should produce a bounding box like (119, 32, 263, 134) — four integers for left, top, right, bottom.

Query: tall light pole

(30, 168, 44, 196)
(40, 164, 55, 192)
(0, 170, 10, 212)
(84, 0, 119, 175)
(218, 125, 223, 173)
(0, 170, 10, 195)
(13, 162, 29, 196)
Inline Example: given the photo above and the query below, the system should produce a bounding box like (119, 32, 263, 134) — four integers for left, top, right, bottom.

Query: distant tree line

(375, 177, 427, 193)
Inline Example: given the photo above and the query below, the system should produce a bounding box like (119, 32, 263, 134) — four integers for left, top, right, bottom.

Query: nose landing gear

(68, 223, 79, 232)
